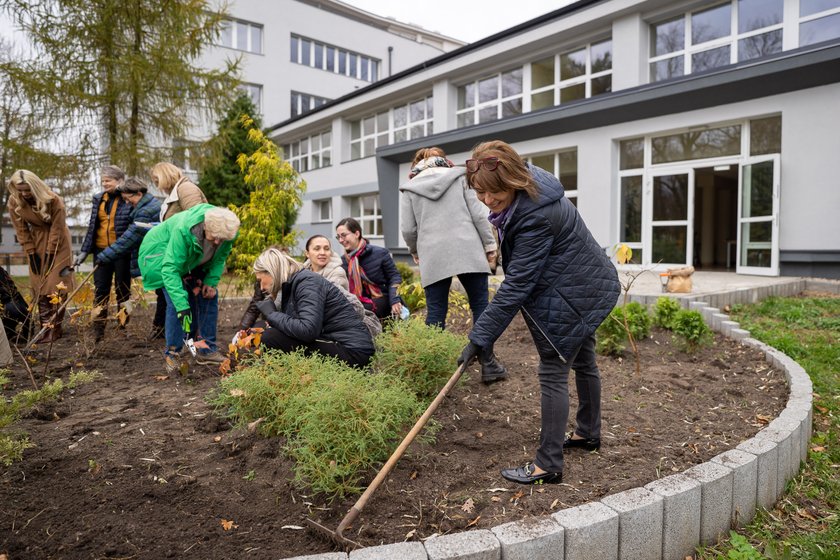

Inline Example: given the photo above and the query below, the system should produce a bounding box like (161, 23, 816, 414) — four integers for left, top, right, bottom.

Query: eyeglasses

(335, 232, 352, 241)
(465, 157, 500, 173)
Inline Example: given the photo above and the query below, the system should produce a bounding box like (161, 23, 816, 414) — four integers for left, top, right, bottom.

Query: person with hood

(74, 165, 133, 341)
(138, 204, 239, 373)
(457, 140, 620, 486)
(94, 177, 163, 335)
(6, 169, 75, 343)
(400, 146, 507, 384)
(250, 247, 375, 368)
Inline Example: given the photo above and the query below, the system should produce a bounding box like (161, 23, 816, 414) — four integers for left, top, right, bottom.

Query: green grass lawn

(698, 296, 840, 560)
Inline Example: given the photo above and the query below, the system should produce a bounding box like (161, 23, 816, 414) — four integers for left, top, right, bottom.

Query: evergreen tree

(199, 94, 261, 208)
(1, 0, 241, 174)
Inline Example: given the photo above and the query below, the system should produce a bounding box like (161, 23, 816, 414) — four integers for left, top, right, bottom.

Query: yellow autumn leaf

(56, 281, 67, 291)
(220, 519, 238, 531)
(116, 308, 128, 326)
(253, 332, 261, 347)
(614, 243, 633, 265)
(49, 293, 62, 304)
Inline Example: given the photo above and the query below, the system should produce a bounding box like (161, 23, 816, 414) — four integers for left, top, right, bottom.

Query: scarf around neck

(488, 194, 520, 243)
(346, 238, 383, 306)
(408, 156, 454, 179)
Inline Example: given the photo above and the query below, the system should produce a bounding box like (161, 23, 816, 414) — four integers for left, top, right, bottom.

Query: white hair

(204, 207, 240, 240)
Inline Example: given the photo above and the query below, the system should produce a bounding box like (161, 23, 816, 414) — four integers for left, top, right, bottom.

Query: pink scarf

(346, 238, 383, 307)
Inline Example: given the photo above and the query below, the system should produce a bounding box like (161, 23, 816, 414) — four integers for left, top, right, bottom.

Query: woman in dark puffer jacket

(250, 247, 375, 368)
(457, 140, 620, 486)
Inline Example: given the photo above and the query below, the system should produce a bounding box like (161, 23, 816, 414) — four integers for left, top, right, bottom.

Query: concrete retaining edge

(287, 281, 814, 560)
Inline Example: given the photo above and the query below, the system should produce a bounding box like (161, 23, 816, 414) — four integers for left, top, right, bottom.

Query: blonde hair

(253, 247, 302, 297)
(204, 207, 240, 240)
(149, 162, 184, 194)
(466, 140, 538, 200)
(411, 146, 446, 166)
(7, 169, 57, 221)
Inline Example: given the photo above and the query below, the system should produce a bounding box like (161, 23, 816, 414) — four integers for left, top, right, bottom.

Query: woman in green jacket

(139, 204, 239, 373)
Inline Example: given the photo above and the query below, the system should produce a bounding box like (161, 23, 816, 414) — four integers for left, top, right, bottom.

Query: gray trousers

(534, 335, 602, 473)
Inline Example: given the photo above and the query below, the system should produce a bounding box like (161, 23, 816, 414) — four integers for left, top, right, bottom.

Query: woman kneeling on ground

(251, 247, 375, 368)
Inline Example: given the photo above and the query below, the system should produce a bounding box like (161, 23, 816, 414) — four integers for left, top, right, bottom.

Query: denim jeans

(162, 286, 218, 356)
(534, 335, 601, 473)
(424, 272, 489, 329)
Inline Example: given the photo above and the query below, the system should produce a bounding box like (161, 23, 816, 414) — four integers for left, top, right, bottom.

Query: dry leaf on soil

(220, 519, 238, 531)
(461, 498, 475, 513)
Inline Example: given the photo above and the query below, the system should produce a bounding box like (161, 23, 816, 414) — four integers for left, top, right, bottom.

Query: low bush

(623, 301, 652, 340)
(398, 281, 426, 312)
(596, 302, 651, 356)
(671, 309, 713, 352)
(1, 370, 100, 465)
(395, 262, 415, 284)
(653, 296, 682, 330)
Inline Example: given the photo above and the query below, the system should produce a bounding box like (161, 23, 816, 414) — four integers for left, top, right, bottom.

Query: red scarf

(346, 238, 383, 307)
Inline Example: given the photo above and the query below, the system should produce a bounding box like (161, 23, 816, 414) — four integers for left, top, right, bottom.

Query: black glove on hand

(255, 298, 277, 318)
(28, 253, 42, 275)
(458, 341, 482, 367)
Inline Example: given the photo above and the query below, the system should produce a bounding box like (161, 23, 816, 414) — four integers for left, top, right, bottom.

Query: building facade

(269, 0, 840, 279)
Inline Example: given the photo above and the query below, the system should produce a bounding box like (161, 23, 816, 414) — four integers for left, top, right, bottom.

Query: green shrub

(1, 370, 100, 465)
(374, 317, 466, 398)
(395, 262, 415, 284)
(623, 301, 652, 340)
(210, 350, 422, 498)
(398, 281, 426, 311)
(596, 307, 628, 356)
(672, 309, 713, 352)
(652, 296, 682, 330)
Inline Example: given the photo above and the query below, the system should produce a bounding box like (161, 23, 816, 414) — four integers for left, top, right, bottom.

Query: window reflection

(653, 174, 688, 221)
(692, 3, 731, 45)
(739, 0, 783, 33)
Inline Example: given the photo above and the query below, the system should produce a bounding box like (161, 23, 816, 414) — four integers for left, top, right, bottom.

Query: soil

(1, 300, 788, 559)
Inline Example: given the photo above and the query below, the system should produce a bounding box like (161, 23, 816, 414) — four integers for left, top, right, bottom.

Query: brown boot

(37, 296, 62, 344)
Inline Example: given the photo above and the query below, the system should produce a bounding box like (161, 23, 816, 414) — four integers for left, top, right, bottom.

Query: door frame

(645, 167, 695, 268)
(736, 154, 781, 276)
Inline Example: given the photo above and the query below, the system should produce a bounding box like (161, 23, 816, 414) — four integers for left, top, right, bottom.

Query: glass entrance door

(649, 169, 694, 266)
(737, 155, 780, 275)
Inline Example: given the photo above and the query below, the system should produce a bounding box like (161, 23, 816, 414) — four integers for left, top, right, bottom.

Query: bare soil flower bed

(0, 300, 787, 559)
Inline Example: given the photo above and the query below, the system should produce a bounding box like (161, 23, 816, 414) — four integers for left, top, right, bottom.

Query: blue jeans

(162, 286, 218, 356)
(424, 272, 489, 329)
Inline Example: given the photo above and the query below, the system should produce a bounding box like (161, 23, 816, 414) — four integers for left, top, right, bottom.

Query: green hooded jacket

(138, 204, 237, 312)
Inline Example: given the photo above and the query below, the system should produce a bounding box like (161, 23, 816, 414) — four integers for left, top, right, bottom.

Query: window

(456, 68, 523, 127)
(799, 0, 840, 46)
(749, 116, 781, 156)
(651, 125, 742, 164)
(527, 149, 578, 206)
(313, 199, 332, 223)
(349, 112, 389, 159)
(290, 34, 380, 83)
(393, 96, 433, 143)
(172, 139, 198, 173)
(282, 130, 332, 173)
(649, 0, 783, 82)
(290, 91, 330, 118)
(530, 39, 613, 111)
(218, 18, 263, 54)
(348, 194, 382, 237)
(239, 83, 262, 113)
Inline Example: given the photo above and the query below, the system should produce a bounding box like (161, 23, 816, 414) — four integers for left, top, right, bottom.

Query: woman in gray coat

(400, 147, 507, 384)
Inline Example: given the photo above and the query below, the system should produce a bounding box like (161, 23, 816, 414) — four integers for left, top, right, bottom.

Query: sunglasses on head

(465, 157, 500, 173)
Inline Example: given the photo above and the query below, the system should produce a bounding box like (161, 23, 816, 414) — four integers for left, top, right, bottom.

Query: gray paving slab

(701, 307, 719, 323)
(423, 530, 500, 560)
(490, 517, 563, 560)
(645, 474, 701, 560)
(778, 406, 810, 463)
(755, 426, 794, 496)
(765, 417, 803, 481)
(601, 487, 663, 560)
(350, 542, 427, 560)
(711, 449, 758, 527)
(736, 438, 779, 509)
(289, 554, 347, 560)
(552, 502, 618, 560)
(684, 462, 734, 545)
(720, 320, 739, 336)
(730, 328, 750, 340)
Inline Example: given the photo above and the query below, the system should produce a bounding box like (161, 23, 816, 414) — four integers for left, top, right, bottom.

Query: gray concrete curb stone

(710, 449, 758, 527)
(350, 541, 428, 560)
(684, 462, 734, 545)
(600, 487, 663, 560)
(552, 502, 618, 560)
(424, 530, 500, 560)
(736, 438, 779, 509)
(644, 474, 701, 560)
(490, 517, 564, 560)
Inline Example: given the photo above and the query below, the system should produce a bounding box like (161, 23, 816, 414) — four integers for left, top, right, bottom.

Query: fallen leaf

(56, 281, 67, 291)
(228, 343, 237, 354)
(220, 519, 238, 531)
(475, 432, 483, 438)
(409, 471, 417, 480)
(153, 375, 168, 381)
(491, 496, 501, 502)
(229, 388, 246, 397)
(509, 490, 524, 503)
(756, 414, 773, 425)
(811, 446, 826, 453)
(213, 436, 222, 442)
(194, 339, 210, 350)
(219, 359, 232, 376)
(404, 528, 417, 540)
(247, 418, 264, 432)
(116, 307, 128, 326)
(466, 515, 481, 528)
(253, 332, 262, 347)
(550, 498, 560, 509)
(461, 498, 475, 513)
(796, 508, 818, 521)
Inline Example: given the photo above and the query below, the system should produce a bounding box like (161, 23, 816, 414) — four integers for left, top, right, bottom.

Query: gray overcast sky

(343, 0, 576, 43)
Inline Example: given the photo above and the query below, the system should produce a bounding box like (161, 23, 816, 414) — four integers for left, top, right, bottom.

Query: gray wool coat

(400, 166, 497, 288)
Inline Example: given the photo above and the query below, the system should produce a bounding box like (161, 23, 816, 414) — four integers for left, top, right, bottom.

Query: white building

(269, 0, 840, 279)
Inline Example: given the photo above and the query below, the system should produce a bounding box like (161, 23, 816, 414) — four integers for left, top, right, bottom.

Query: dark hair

(336, 217, 363, 236)
(305, 234, 331, 250)
(117, 177, 148, 195)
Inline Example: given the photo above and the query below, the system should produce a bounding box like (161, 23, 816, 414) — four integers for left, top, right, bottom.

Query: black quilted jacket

(469, 164, 620, 363)
(80, 191, 133, 254)
(263, 270, 375, 357)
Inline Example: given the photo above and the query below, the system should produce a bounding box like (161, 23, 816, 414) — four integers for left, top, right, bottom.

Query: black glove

(458, 341, 482, 367)
(44, 252, 56, 272)
(255, 298, 277, 318)
(176, 309, 192, 333)
(28, 253, 42, 275)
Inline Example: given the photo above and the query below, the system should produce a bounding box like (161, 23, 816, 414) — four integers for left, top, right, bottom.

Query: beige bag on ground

(666, 266, 695, 293)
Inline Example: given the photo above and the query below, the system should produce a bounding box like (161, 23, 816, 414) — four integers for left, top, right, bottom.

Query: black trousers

(153, 288, 166, 329)
(261, 327, 372, 369)
(93, 256, 132, 308)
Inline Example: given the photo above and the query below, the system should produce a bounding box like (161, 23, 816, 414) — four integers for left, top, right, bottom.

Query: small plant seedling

(243, 469, 256, 482)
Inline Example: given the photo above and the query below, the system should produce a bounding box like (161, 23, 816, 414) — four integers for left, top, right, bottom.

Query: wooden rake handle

(25, 266, 97, 350)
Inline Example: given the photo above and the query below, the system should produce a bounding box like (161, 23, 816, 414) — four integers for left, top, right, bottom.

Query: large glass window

(456, 68, 523, 127)
(313, 199, 332, 223)
(651, 125, 741, 164)
(750, 116, 781, 156)
(527, 149, 578, 206)
(530, 39, 612, 111)
(349, 96, 433, 160)
(348, 194, 382, 237)
(290, 91, 330, 118)
(393, 96, 434, 143)
(800, 1, 840, 46)
(282, 130, 331, 173)
(649, 0, 784, 81)
(290, 34, 380, 83)
(218, 18, 263, 54)
(349, 112, 389, 159)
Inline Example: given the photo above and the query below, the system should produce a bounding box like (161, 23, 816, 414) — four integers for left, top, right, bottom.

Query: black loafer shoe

(500, 462, 562, 485)
(563, 435, 601, 451)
